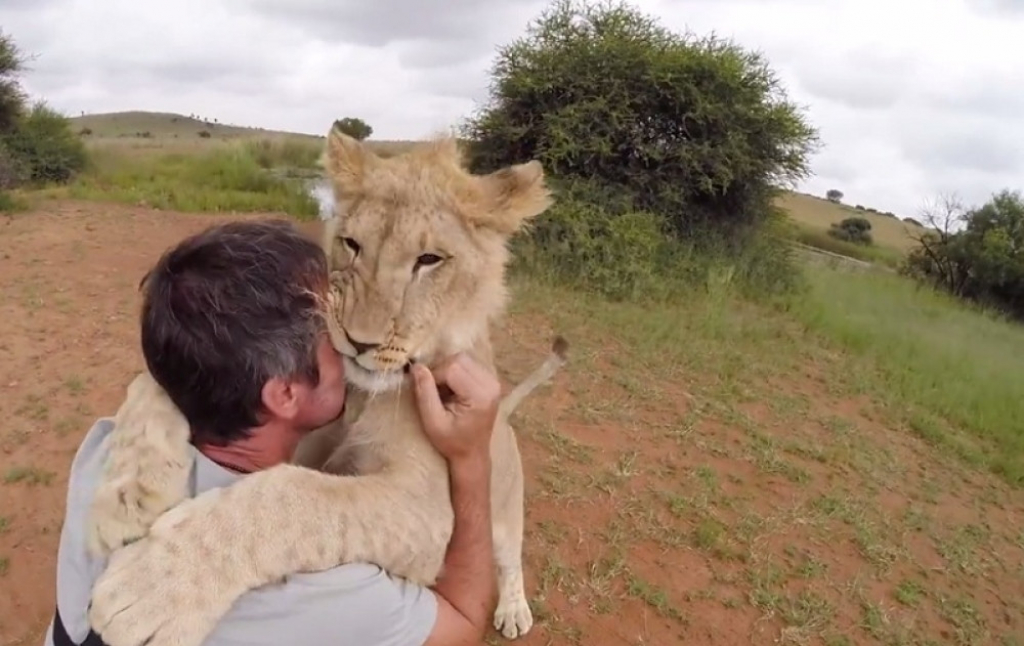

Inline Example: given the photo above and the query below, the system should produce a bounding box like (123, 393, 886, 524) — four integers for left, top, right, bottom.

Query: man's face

(291, 333, 347, 432)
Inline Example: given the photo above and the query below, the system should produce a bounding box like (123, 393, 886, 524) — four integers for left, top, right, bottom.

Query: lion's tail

(498, 335, 569, 422)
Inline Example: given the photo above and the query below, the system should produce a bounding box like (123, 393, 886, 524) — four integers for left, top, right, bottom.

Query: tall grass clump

(242, 137, 322, 175)
(64, 146, 319, 218)
(463, 0, 819, 301)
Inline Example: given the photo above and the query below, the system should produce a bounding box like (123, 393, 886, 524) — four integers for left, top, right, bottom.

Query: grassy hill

(779, 192, 924, 253)
(69, 111, 414, 157)
(68, 111, 921, 263)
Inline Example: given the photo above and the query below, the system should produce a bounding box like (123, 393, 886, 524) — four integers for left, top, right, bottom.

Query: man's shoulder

(64, 417, 118, 523)
(48, 417, 129, 645)
(207, 563, 437, 646)
(72, 417, 116, 470)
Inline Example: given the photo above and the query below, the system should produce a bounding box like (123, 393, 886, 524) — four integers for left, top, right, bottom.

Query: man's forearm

(432, 455, 496, 635)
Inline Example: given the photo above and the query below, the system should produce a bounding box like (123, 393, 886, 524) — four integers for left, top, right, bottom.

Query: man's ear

(261, 377, 301, 422)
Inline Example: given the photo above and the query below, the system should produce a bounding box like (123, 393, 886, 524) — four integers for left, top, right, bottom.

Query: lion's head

(318, 129, 553, 393)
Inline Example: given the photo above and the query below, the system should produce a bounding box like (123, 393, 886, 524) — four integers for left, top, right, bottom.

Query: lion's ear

(321, 128, 377, 196)
(474, 160, 553, 235)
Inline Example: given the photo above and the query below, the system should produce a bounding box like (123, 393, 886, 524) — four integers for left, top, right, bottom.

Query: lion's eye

(342, 237, 361, 255)
(414, 253, 444, 269)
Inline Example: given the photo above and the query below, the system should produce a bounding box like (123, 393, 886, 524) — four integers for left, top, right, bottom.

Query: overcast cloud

(2, 0, 1021, 217)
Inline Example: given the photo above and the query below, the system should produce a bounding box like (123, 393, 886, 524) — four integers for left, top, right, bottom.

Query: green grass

(512, 255, 1024, 487)
(505, 260, 1023, 641)
(38, 144, 321, 218)
(792, 268, 1024, 484)
(3, 465, 55, 486)
(241, 138, 322, 175)
(0, 190, 23, 212)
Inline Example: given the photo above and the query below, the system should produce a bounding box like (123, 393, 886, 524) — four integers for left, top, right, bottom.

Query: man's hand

(411, 353, 500, 646)
(410, 354, 500, 464)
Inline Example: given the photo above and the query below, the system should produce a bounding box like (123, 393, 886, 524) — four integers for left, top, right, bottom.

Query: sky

(2, 0, 1022, 218)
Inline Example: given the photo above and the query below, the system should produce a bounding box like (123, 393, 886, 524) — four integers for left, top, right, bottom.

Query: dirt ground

(2, 201, 1023, 646)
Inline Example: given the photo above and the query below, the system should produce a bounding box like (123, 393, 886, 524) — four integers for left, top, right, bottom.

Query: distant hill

(777, 191, 925, 253)
(69, 110, 414, 156)
(69, 110, 316, 140)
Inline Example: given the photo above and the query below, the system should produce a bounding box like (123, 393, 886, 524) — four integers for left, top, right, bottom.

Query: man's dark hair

(139, 219, 328, 446)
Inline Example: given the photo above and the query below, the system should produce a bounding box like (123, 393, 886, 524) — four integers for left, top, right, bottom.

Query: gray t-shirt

(44, 418, 437, 646)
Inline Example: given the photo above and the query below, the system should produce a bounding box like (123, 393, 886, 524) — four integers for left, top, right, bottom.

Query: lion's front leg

(491, 431, 533, 640)
(86, 372, 192, 556)
(88, 463, 452, 646)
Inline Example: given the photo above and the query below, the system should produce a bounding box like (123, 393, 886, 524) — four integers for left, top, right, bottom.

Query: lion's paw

(494, 590, 533, 640)
(88, 489, 240, 646)
(86, 477, 171, 556)
(86, 371, 192, 556)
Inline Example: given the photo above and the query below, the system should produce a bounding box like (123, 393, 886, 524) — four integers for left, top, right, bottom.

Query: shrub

(0, 139, 27, 189)
(512, 179, 803, 301)
(511, 181, 667, 300)
(2, 102, 87, 184)
(1, 32, 87, 188)
(828, 216, 873, 245)
(333, 117, 372, 141)
(463, 0, 819, 239)
(198, 130, 211, 138)
(903, 190, 1024, 319)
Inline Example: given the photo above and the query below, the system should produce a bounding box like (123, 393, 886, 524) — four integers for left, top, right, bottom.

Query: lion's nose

(344, 330, 380, 356)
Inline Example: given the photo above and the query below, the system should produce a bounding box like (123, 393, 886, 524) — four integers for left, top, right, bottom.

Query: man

(46, 219, 500, 646)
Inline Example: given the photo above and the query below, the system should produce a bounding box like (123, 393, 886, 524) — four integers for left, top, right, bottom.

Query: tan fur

(86, 130, 562, 646)
(86, 373, 193, 556)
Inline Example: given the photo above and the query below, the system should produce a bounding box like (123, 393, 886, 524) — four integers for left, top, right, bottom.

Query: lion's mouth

(341, 355, 413, 395)
(341, 354, 414, 377)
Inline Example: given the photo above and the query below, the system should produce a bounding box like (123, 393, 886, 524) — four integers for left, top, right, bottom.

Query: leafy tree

(0, 30, 26, 135)
(826, 189, 843, 203)
(333, 117, 372, 141)
(462, 0, 819, 238)
(903, 190, 1024, 319)
(828, 216, 872, 245)
(0, 32, 88, 190)
(3, 102, 88, 183)
(0, 30, 27, 192)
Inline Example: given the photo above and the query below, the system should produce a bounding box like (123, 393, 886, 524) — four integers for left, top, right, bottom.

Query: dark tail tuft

(552, 335, 569, 360)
